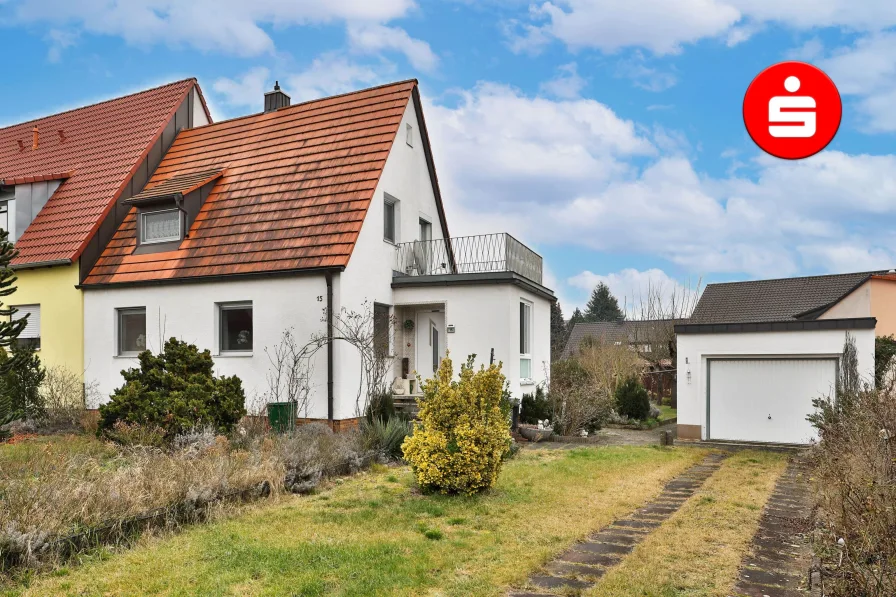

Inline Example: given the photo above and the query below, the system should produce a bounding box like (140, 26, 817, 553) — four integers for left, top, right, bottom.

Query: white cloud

(568, 268, 699, 315)
(818, 32, 896, 133)
(8, 0, 417, 58)
(539, 62, 586, 99)
(511, 0, 896, 56)
(615, 54, 678, 91)
(347, 23, 438, 72)
(425, 82, 896, 279)
(286, 54, 384, 102)
(45, 28, 78, 62)
(527, 0, 741, 55)
(211, 54, 390, 115)
(213, 66, 271, 109)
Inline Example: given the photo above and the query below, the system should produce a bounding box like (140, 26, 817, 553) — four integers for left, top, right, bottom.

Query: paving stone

(589, 532, 641, 546)
(731, 582, 807, 597)
(544, 561, 606, 579)
(613, 518, 662, 529)
(556, 549, 620, 567)
(739, 567, 804, 588)
(574, 541, 634, 556)
(508, 593, 555, 597)
(730, 458, 813, 597)
(511, 454, 728, 596)
(530, 575, 592, 590)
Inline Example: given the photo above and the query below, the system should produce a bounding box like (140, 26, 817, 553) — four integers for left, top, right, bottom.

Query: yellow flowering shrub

(401, 353, 511, 495)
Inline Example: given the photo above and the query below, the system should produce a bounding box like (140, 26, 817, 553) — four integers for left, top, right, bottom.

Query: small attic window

(140, 208, 181, 245)
(406, 123, 413, 147)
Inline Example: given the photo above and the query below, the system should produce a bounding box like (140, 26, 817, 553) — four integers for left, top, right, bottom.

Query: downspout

(326, 271, 334, 423)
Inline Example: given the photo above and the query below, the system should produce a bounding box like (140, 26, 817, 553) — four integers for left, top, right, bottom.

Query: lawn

(658, 405, 677, 422)
(586, 450, 788, 597)
(8, 446, 707, 597)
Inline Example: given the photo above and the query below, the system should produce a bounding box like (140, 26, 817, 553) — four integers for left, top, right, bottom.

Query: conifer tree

(584, 282, 625, 322)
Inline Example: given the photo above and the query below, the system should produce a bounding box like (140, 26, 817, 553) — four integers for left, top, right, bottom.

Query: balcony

(394, 233, 543, 285)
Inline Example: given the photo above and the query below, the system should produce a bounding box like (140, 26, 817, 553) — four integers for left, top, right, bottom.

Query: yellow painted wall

(11, 262, 83, 379)
(819, 281, 871, 320)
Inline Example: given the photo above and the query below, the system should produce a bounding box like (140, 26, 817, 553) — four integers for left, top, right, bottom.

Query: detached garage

(676, 271, 885, 445)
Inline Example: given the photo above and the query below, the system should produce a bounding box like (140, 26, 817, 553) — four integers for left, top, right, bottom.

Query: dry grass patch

(9, 446, 706, 597)
(585, 450, 788, 597)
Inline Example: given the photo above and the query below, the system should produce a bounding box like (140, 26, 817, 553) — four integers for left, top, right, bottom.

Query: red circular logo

(743, 61, 842, 160)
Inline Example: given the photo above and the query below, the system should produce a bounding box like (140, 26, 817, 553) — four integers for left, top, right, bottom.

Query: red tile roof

(83, 80, 422, 285)
(0, 79, 203, 266)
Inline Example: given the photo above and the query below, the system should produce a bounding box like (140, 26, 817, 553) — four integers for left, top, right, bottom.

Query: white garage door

(708, 358, 836, 444)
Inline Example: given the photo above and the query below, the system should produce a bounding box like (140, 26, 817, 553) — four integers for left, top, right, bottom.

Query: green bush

(548, 359, 613, 435)
(98, 338, 247, 442)
(875, 335, 896, 387)
(0, 343, 46, 422)
(521, 386, 551, 424)
(615, 375, 650, 421)
(402, 353, 511, 495)
(365, 391, 396, 423)
(361, 416, 412, 460)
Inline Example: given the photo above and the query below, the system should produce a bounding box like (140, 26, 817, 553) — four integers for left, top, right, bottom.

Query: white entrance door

(416, 311, 445, 383)
(708, 358, 836, 444)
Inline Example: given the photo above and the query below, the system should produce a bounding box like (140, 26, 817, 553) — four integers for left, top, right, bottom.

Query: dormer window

(140, 208, 181, 245)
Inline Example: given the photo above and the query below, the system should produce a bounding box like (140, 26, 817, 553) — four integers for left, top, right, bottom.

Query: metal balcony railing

(394, 233, 543, 285)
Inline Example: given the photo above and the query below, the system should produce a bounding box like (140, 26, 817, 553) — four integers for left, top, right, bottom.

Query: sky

(1, 0, 896, 314)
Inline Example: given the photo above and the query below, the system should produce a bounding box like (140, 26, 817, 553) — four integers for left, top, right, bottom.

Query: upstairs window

(118, 308, 147, 356)
(140, 208, 181, 244)
(384, 194, 398, 243)
(12, 304, 40, 350)
(220, 302, 253, 353)
(406, 123, 413, 147)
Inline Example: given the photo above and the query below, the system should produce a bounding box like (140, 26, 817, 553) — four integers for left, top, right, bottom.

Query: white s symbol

(769, 76, 816, 138)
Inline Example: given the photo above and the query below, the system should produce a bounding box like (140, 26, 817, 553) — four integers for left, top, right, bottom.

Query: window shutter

(13, 305, 40, 338)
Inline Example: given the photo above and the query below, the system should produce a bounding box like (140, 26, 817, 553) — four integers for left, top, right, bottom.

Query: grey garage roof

(675, 317, 877, 335)
(690, 270, 889, 324)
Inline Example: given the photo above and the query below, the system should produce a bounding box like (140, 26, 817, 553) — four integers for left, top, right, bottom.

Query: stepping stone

(544, 561, 606, 579)
(557, 549, 620, 567)
(589, 532, 641, 546)
(732, 582, 807, 597)
(573, 541, 633, 555)
(530, 575, 592, 591)
(739, 567, 804, 588)
(509, 593, 555, 597)
(613, 518, 662, 529)
(511, 454, 729, 596)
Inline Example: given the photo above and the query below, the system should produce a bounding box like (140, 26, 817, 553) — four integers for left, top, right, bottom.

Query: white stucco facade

(83, 275, 332, 415)
(82, 92, 555, 421)
(392, 281, 552, 398)
(676, 326, 875, 442)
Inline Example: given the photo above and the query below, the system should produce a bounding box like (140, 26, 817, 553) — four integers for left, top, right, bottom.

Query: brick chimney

(32, 126, 39, 150)
(264, 81, 291, 113)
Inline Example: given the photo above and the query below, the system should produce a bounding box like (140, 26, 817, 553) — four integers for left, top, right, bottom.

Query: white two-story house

(80, 80, 554, 427)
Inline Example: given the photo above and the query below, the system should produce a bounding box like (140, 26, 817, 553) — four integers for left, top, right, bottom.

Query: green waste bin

(267, 402, 297, 433)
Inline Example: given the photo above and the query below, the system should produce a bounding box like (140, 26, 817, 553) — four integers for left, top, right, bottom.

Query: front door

(416, 310, 445, 382)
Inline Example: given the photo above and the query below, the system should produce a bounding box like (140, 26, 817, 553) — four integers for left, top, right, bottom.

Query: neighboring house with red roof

(0, 79, 210, 379)
(80, 80, 554, 427)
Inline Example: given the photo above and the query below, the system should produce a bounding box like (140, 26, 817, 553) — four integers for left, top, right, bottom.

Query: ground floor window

(373, 302, 391, 357)
(118, 308, 146, 355)
(12, 304, 40, 350)
(520, 299, 532, 381)
(220, 302, 253, 352)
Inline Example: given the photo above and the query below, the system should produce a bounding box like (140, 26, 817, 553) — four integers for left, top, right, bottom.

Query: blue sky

(2, 0, 896, 314)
